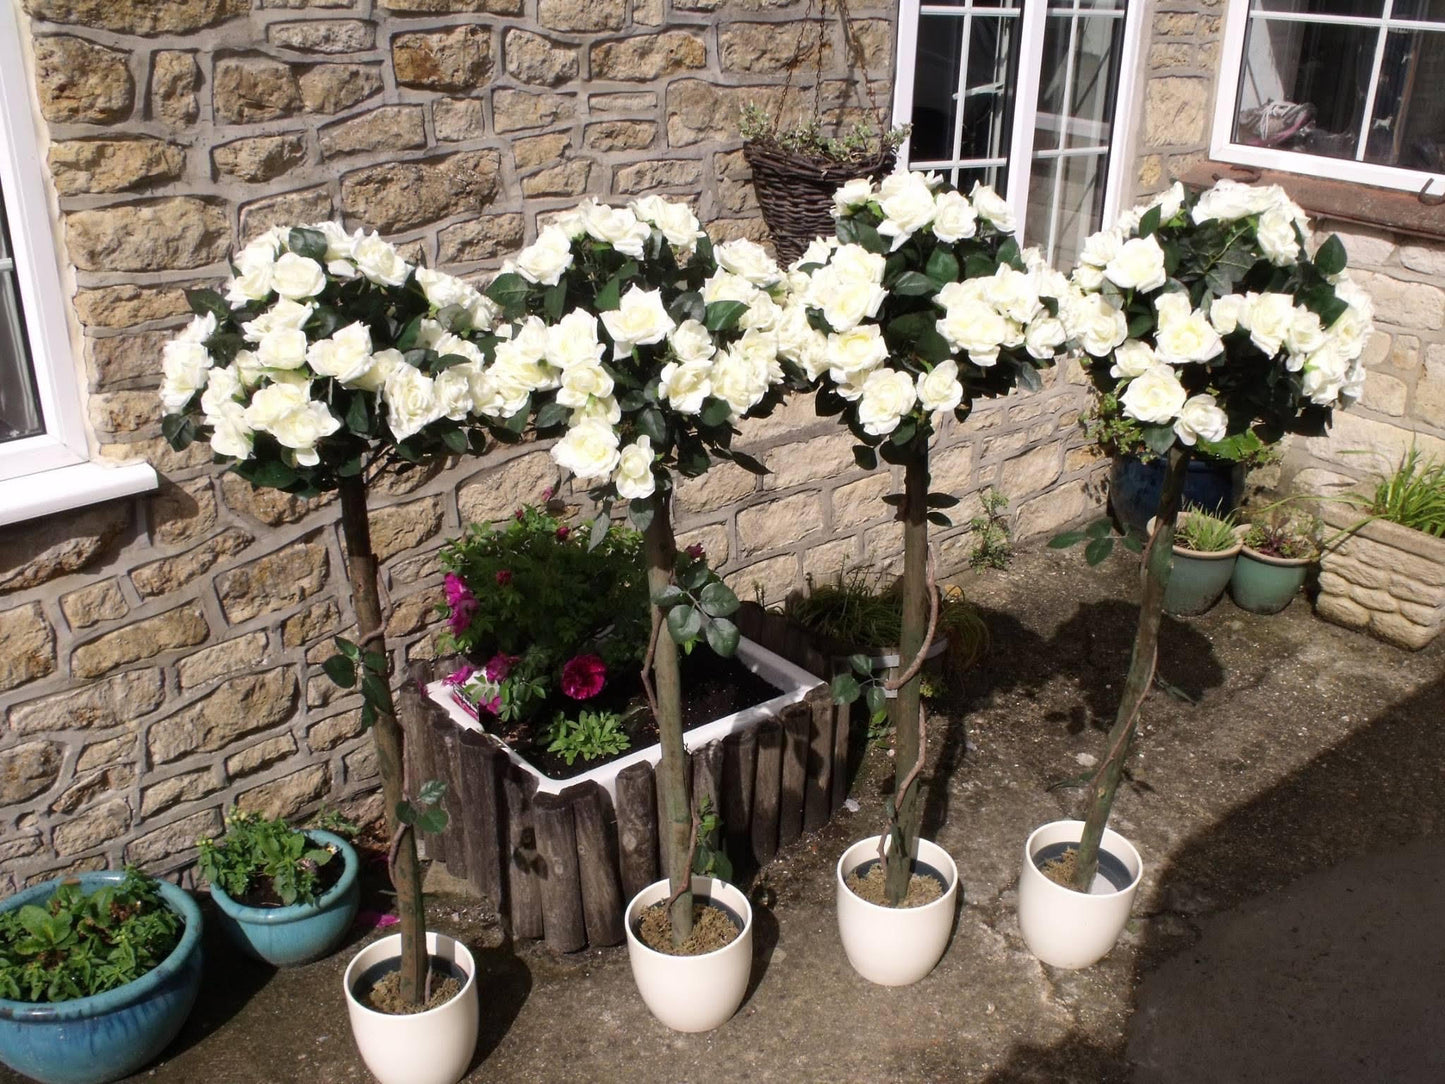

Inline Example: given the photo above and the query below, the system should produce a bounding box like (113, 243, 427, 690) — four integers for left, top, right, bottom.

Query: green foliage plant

(968, 488, 1014, 570)
(1173, 506, 1239, 553)
(196, 809, 337, 908)
(739, 104, 907, 168)
(0, 869, 182, 1004)
(1370, 446, 1445, 537)
(544, 709, 633, 766)
(1242, 510, 1319, 559)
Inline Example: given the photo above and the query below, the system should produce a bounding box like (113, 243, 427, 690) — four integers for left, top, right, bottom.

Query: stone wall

(0, 0, 1100, 892)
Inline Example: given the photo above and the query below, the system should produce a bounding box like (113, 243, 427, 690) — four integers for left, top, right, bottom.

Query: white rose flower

(270, 252, 327, 300)
(1241, 291, 1295, 357)
(1285, 307, 1328, 356)
(206, 400, 254, 459)
(1190, 179, 1275, 224)
(256, 327, 309, 371)
(1079, 228, 1123, 268)
(234, 350, 265, 389)
(1174, 393, 1228, 446)
(827, 324, 889, 382)
(199, 363, 241, 418)
(715, 238, 782, 287)
(1256, 206, 1301, 266)
(970, 182, 1016, 232)
(516, 226, 575, 287)
(1104, 235, 1168, 293)
(580, 200, 650, 259)
(930, 190, 978, 243)
(1153, 290, 1192, 329)
(552, 419, 621, 481)
(568, 394, 622, 427)
(875, 170, 939, 249)
(177, 312, 216, 344)
(856, 367, 918, 436)
(1072, 262, 1105, 291)
(630, 195, 704, 254)
(306, 321, 374, 384)
(709, 345, 769, 416)
(311, 221, 358, 263)
(1024, 315, 1067, 360)
(556, 361, 615, 409)
(545, 310, 606, 371)
(1152, 182, 1186, 222)
(703, 269, 761, 307)
(1110, 339, 1157, 379)
(832, 177, 875, 217)
(614, 435, 656, 500)
(226, 263, 274, 307)
(937, 298, 1008, 366)
(658, 358, 713, 414)
(601, 286, 676, 359)
(242, 298, 313, 342)
(1064, 294, 1128, 358)
(1119, 365, 1187, 425)
(829, 244, 887, 284)
(160, 339, 213, 412)
(244, 382, 341, 465)
(1207, 294, 1246, 335)
(668, 319, 716, 365)
(916, 359, 963, 414)
(808, 267, 886, 331)
(794, 236, 839, 269)
(430, 367, 471, 423)
(352, 233, 412, 287)
(986, 265, 1042, 325)
(352, 347, 403, 395)
(1154, 306, 1223, 365)
(383, 363, 444, 441)
(416, 267, 479, 316)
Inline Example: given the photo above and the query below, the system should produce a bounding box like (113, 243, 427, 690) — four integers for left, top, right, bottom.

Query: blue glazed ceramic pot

(0, 872, 203, 1084)
(208, 830, 360, 967)
(1110, 455, 1240, 534)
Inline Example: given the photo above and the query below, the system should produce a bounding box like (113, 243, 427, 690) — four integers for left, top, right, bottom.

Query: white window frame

(0, 4, 155, 526)
(1211, 0, 1445, 196)
(892, 0, 1146, 247)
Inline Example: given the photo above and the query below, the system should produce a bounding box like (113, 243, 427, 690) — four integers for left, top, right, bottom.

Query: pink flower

(495, 569, 513, 586)
(442, 664, 475, 687)
(560, 654, 606, 700)
(555, 525, 571, 541)
(685, 543, 706, 560)
(443, 573, 477, 635)
(485, 653, 519, 681)
(514, 508, 525, 521)
(541, 486, 555, 501)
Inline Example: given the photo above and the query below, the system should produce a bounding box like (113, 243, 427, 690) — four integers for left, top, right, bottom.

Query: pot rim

(0, 871, 202, 1022)
(835, 834, 959, 916)
(623, 875, 754, 962)
(207, 830, 359, 924)
(1238, 544, 1315, 567)
(341, 930, 476, 1022)
(1022, 819, 1143, 900)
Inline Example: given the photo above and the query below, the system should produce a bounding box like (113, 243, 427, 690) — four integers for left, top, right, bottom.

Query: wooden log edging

(403, 613, 864, 951)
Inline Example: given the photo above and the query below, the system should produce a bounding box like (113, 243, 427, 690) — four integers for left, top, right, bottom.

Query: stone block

(492, 88, 575, 134)
(131, 526, 253, 598)
(830, 474, 891, 530)
(0, 741, 64, 805)
(308, 708, 363, 752)
(379, 0, 520, 10)
(538, 0, 625, 31)
(215, 539, 329, 624)
(1016, 479, 1093, 541)
(49, 139, 185, 196)
(393, 25, 493, 91)
(91, 391, 162, 435)
(385, 585, 443, 638)
(319, 105, 426, 158)
(764, 431, 855, 489)
(23, 0, 248, 34)
(33, 35, 133, 123)
(238, 763, 329, 820)
(457, 451, 558, 523)
(512, 133, 570, 171)
(736, 493, 821, 556)
(803, 536, 860, 581)
(220, 470, 331, 526)
(343, 743, 377, 781)
(297, 63, 383, 113)
(60, 581, 128, 630)
(125, 808, 221, 867)
(0, 503, 130, 594)
(151, 478, 218, 548)
(76, 284, 192, 329)
(54, 798, 131, 856)
(1001, 444, 1062, 497)
(214, 56, 303, 123)
(1360, 371, 1407, 417)
(1353, 270, 1445, 331)
(150, 51, 200, 126)
(585, 120, 657, 152)
(590, 91, 657, 114)
(148, 667, 298, 764)
(676, 462, 756, 515)
(51, 761, 136, 815)
(1416, 345, 1445, 421)
(1317, 223, 1396, 269)
(340, 150, 501, 233)
(504, 29, 578, 86)
(932, 443, 975, 496)
(675, 523, 728, 566)
(177, 631, 270, 690)
(9, 669, 164, 736)
(140, 769, 214, 816)
(66, 199, 230, 274)
(522, 160, 593, 198)
(0, 604, 56, 692)
(1397, 242, 1445, 277)
(239, 186, 334, 242)
(213, 133, 308, 182)
(368, 495, 442, 562)
(1143, 77, 1208, 149)
(614, 159, 703, 193)
(89, 330, 171, 388)
(73, 603, 209, 679)
(282, 599, 341, 648)
(76, 732, 137, 773)
(226, 734, 299, 778)
(591, 32, 706, 81)
(724, 553, 798, 609)
(268, 18, 375, 53)
(433, 97, 486, 142)
(862, 521, 905, 573)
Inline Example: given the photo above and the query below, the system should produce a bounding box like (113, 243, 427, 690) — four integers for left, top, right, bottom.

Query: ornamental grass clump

(486, 196, 793, 944)
(158, 223, 502, 1008)
(1370, 446, 1445, 538)
(1174, 506, 1238, 553)
(788, 168, 1070, 905)
(1056, 178, 1373, 892)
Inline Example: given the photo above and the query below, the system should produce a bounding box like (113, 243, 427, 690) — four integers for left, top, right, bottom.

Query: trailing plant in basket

(487, 197, 792, 944)
(790, 167, 1070, 905)
(157, 223, 487, 1008)
(1051, 178, 1372, 893)
(0, 869, 182, 1004)
(197, 809, 337, 908)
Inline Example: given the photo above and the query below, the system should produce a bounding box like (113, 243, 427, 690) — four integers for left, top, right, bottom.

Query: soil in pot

(478, 649, 779, 780)
(1034, 842, 1133, 893)
(635, 898, 743, 956)
(233, 849, 346, 908)
(352, 953, 467, 1015)
(844, 858, 947, 908)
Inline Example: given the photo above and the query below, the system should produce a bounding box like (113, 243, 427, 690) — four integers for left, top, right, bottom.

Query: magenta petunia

(443, 573, 477, 635)
(442, 664, 475, 687)
(560, 654, 606, 700)
(484, 652, 519, 682)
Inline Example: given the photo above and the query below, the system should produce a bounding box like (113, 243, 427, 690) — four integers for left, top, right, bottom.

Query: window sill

(1179, 161, 1445, 244)
(0, 459, 158, 527)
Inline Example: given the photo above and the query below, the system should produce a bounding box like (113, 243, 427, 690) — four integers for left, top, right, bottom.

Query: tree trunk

(644, 503, 693, 943)
(884, 453, 930, 905)
(339, 476, 427, 1004)
(1071, 445, 1191, 892)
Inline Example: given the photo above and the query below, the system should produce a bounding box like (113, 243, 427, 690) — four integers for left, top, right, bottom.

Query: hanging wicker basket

(743, 141, 896, 265)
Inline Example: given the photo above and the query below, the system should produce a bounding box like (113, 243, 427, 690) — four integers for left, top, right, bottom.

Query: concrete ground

(6, 543, 1442, 1084)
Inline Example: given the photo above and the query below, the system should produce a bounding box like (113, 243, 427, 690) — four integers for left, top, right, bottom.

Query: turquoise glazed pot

(208, 830, 360, 967)
(1155, 517, 1243, 617)
(0, 872, 203, 1084)
(1230, 546, 1311, 614)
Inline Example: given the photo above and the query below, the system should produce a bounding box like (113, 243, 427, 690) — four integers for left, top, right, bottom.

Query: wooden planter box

(399, 612, 840, 953)
(1317, 503, 1445, 649)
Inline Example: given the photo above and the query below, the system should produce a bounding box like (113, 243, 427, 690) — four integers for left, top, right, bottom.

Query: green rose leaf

(287, 227, 328, 262)
(186, 288, 230, 321)
(1314, 234, 1347, 276)
(484, 272, 532, 316)
(704, 300, 748, 332)
(1084, 536, 1114, 566)
(321, 654, 356, 688)
(830, 672, 862, 704)
(925, 247, 961, 286)
(699, 580, 739, 618)
(161, 413, 196, 451)
(666, 603, 703, 645)
(1138, 205, 1162, 238)
(705, 616, 740, 657)
(651, 584, 686, 609)
(890, 270, 939, 297)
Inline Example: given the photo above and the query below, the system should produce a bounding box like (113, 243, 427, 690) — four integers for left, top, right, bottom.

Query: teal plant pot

(208, 831, 360, 967)
(1230, 546, 1311, 614)
(0, 872, 203, 1084)
(1164, 542, 1242, 616)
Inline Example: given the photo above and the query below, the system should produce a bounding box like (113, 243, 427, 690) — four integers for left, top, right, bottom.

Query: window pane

(1251, 0, 1384, 17)
(1234, 18, 1377, 158)
(1035, 5, 1125, 151)
(1024, 150, 1108, 267)
(1395, 0, 1445, 22)
(907, 9, 1020, 179)
(1365, 28, 1445, 168)
(0, 194, 43, 445)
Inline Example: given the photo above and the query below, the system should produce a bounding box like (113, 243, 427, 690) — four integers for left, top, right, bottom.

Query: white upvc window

(0, 5, 154, 525)
(1212, 0, 1445, 195)
(893, 0, 1146, 267)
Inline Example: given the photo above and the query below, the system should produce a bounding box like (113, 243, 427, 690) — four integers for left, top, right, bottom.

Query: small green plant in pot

(1231, 510, 1319, 614)
(1160, 506, 1243, 616)
(197, 809, 361, 967)
(0, 869, 203, 1084)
